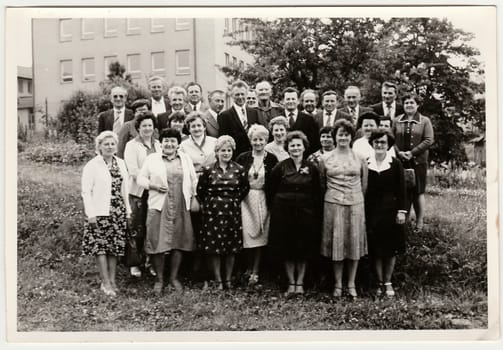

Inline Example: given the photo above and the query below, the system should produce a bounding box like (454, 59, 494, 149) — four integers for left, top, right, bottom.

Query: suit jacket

(370, 102, 404, 119)
(340, 105, 373, 125)
(97, 108, 134, 134)
(313, 109, 352, 130)
(290, 111, 321, 156)
(218, 105, 264, 158)
(184, 102, 209, 114)
(203, 109, 220, 138)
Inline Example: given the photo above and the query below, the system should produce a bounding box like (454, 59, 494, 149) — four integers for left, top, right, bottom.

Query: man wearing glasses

(98, 86, 134, 134)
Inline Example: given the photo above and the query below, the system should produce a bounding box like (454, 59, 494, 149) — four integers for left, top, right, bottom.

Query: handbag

(124, 227, 143, 267)
(404, 168, 416, 189)
(190, 196, 201, 212)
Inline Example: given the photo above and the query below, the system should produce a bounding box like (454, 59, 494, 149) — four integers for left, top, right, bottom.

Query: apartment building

(17, 66, 35, 131)
(32, 18, 253, 128)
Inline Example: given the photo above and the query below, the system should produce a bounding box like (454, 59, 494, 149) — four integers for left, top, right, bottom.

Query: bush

(427, 163, 486, 189)
(23, 141, 95, 165)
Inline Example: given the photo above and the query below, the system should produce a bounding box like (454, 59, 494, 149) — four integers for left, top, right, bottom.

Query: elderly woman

(320, 119, 368, 299)
(123, 112, 161, 278)
(352, 111, 379, 161)
(264, 116, 290, 161)
(166, 111, 189, 141)
(236, 124, 278, 286)
(392, 93, 434, 232)
(196, 136, 250, 289)
(366, 128, 407, 297)
(307, 126, 335, 168)
(81, 131, 132, 297)
(137, 128, 198, 294)
(268, 131, 322, 295)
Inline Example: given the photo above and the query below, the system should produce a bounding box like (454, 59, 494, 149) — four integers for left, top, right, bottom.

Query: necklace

(251, 155, 264, 179)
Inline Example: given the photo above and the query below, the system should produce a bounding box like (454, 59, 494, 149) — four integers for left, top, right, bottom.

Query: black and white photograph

(3, 2, 500, 347)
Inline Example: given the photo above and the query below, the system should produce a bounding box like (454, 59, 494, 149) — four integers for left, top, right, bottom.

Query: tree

(222, 17, 485, 163)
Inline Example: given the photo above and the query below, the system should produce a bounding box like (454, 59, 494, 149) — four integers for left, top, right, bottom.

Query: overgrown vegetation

(17, 159, 488, 331)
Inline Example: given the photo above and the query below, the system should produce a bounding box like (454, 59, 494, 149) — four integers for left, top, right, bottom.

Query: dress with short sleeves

(196, 161, 250, 254)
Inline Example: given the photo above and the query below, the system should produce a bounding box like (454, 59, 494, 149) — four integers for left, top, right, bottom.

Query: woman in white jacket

(81, 131, 132, 297)
(138, 128, 198, 295)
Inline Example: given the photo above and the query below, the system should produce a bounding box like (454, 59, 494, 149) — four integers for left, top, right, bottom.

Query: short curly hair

(95, 131, 118, 155)
(134, 112, 157, 132)
(159, 127, 182, 144)
(284, 130, 309, 153)
(368, 128, 395, 150)
(215, 135, 236, 153)
(247, 124, 269, 142)
(332, 119, 355, 143)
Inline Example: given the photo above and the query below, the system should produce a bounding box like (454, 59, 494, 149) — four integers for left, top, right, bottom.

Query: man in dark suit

(255, 80, 283, 123)
(186, 82, 209, 113)
(148, 76, 170, 117)
(340, 86, 373, 126)
(97, 86, 134, 134)
(313, 90, 351, 130)
(218, 80, 264, 158)
(156, 86, 188, 131)
(299, 89, 320, 116)
(370, 81, 404, 119)
(282, 87, 320, 155)
(203, 89, 225, 138)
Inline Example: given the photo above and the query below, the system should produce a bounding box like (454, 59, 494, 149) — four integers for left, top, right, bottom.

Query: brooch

(299, 166, 310, 175)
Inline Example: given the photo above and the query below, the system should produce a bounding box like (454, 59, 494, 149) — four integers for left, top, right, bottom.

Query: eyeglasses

(113, 95, 125, 99)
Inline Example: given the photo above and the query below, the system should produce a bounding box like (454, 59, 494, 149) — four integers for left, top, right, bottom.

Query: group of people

(82, 77, 434, 299)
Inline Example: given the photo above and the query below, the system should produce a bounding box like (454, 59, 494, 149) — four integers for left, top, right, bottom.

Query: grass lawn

(16, 159, 488, 332)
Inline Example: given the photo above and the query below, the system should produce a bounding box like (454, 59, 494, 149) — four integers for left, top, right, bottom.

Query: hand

(404, 151, 413, 160)
(88, 217, 97, 228)
(151, 184, 168, 193)
(396, 212, 406, 225)
(397, 151, 408, 161)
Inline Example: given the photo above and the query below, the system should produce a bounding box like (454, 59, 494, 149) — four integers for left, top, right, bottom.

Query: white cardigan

(81, 155, 132, 219)
(124, 137, 162, 197)
(137, 151, 198, 211)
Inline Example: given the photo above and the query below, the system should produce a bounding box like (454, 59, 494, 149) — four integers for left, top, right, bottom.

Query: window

(151, 18, 164, 33)
(232, 18, 237, 33)
(104, 18, 120, 37)
(232, 56, 237, 66)
(81, 19, 95, 40)
(27, 80, 32, 94)
(104, 55, 118, 78)
(60, 59, 73, 83)
(225, 53, 230, 66)
(175, 50, 190, 75)
(151, 52, 165, 74)
(59, 19, 72, 42)
(224, 18, 230, 35)
(245, 26, 251, 41)
(239, 22, 244, 40)
(126, 18, 141, 35)
(239, 60, 244, 71)
(127, 54, 141, 78)
(82, 58, 95, 82)
(175, 18, 191, 31)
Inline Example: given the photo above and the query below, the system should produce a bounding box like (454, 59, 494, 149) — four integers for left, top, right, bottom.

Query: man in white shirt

(97, 86, 134, 134)
(186, 82, 208, 113)
(157, 86, 188, 131)
(203, 90, 225, 138)
(370, 81, 404, 119)
(341, 86, 373, 126)
(148, 76, 170, 117)
(313, 90, 351, 130)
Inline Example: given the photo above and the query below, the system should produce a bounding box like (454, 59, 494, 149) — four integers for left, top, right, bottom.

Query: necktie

(241, 108, 248, 130)
(192, 104, 197, 111)
(113, 110, 122, 134)
(326, 112, 332, 126)
(385, 103, 392, 117)
(288, 112, 295, 128)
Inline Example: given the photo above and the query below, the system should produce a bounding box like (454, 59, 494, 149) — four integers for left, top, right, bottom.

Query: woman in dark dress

(392, 93, 434, 232)
(366, 128, 407, 297)
(268, 131, 322, 295)
(196, 135, 250, 289)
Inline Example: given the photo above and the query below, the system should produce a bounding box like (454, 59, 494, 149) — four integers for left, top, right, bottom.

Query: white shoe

(130, 266, 142, 278)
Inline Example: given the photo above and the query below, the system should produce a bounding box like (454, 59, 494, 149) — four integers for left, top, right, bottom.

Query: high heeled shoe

(347, 286, 358, 300)
(100, 283, 117, 297)
(384, 282, 395, 297)
(332, 287, 343, 298)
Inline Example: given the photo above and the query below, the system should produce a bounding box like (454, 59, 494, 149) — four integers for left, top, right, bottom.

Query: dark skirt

(268, 196, 319, 261)
(366, 205, 406, 258)
(413, 162, 427, 195)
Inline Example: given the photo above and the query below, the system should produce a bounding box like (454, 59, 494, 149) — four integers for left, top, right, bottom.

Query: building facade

(32, 18, 253, 129)
(17, 66, 35, 131)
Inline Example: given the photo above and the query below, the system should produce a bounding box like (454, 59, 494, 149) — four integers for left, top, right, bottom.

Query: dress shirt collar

(208, 108, 218, 119)
(368, 152, 393, 173)
(285, 109, 298, 118)
(397, 112, 421, 124)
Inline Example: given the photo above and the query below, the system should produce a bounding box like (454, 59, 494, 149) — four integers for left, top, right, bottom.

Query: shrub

(23, 141, 95, 165)
(427, 163, 486, 189)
